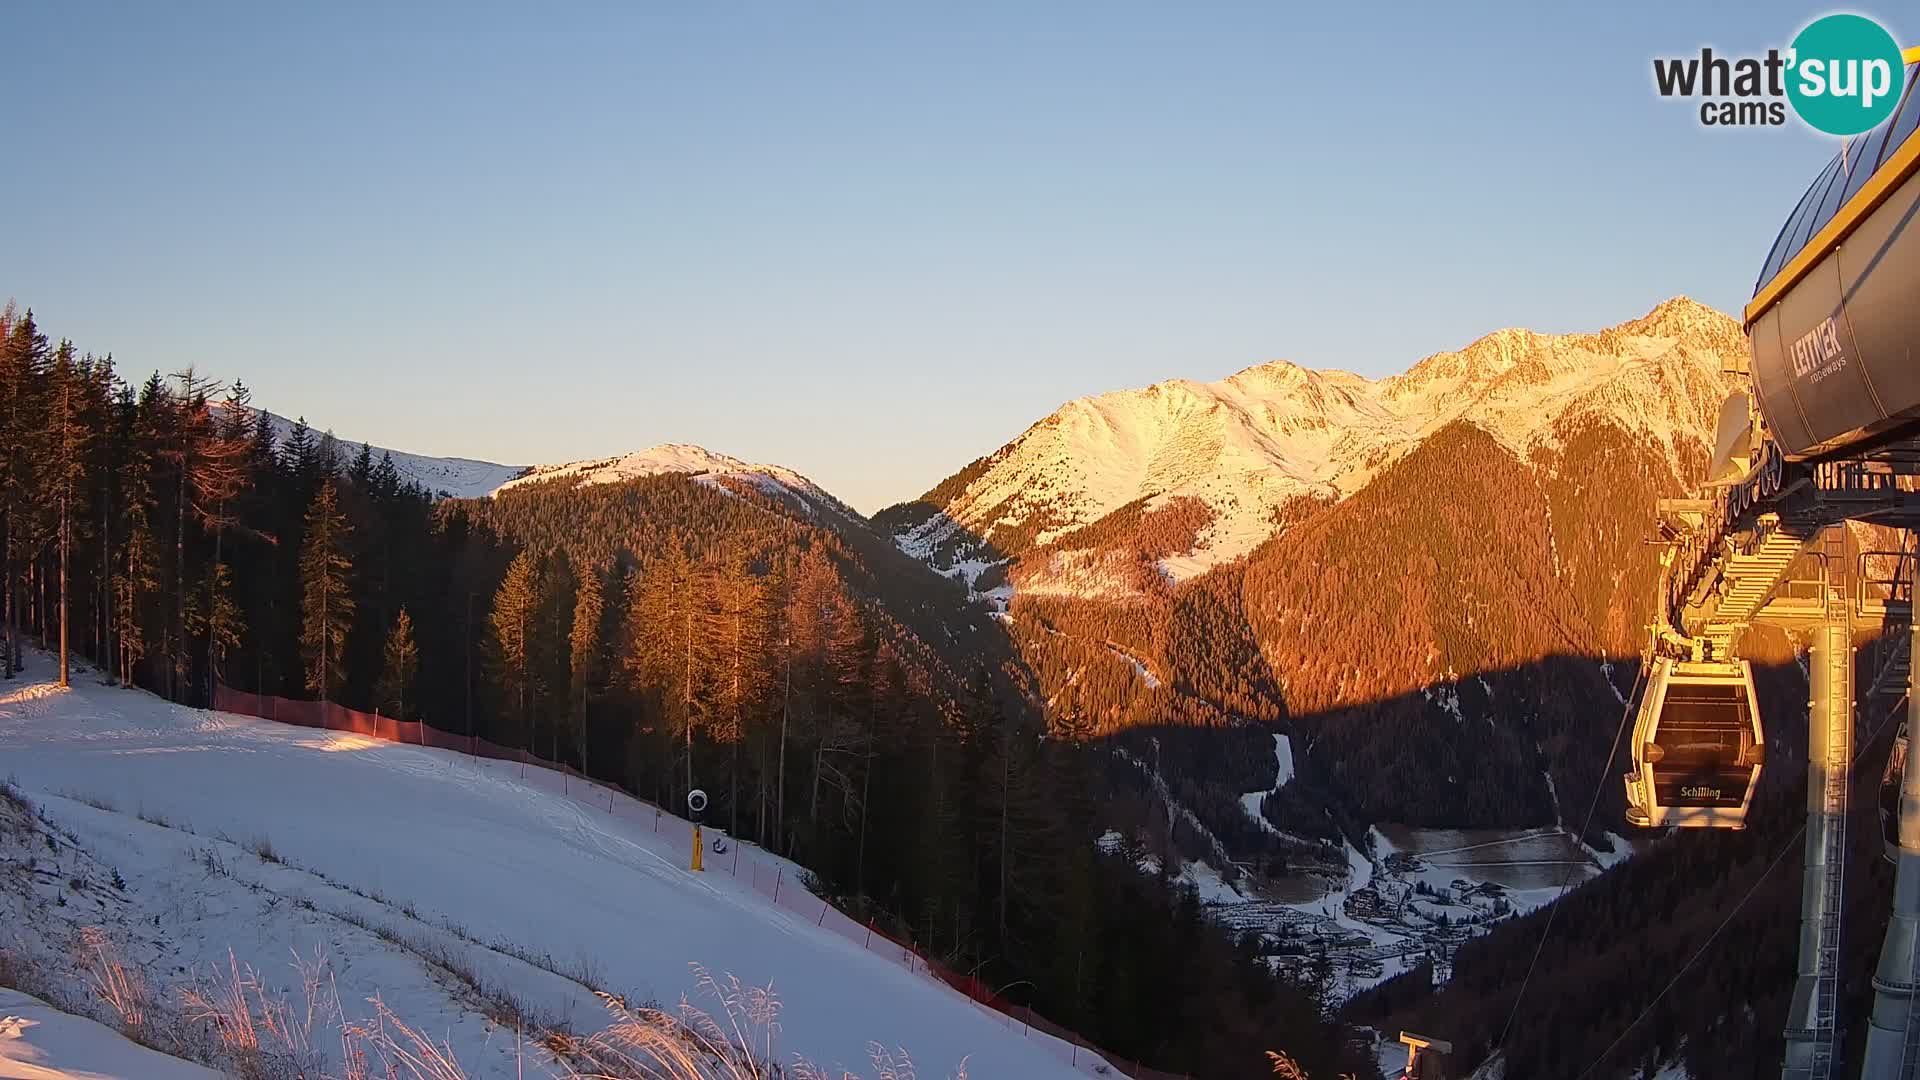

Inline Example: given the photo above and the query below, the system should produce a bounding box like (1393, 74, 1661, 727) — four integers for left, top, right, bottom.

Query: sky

(1, 1, 1886, 512)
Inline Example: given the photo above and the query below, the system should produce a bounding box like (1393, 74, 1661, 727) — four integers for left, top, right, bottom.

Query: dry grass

(342, 996, 474, 1080)
(47, 927, 967, 1080)
(57, 789, 118, 815)
(325, 902, 569, 1039)
(0, 777, 35, 843)
(76, 925, 150, 1030)
(177, 945, 343, 1079)
(0, 775, 32, 817)
(557, 964, 967, 1080)
(1264, 1050, 1354, 1080)
(568, 965, 785, 1080)
(0, 942, 57, 1002)
(61, 928, 324, 1080)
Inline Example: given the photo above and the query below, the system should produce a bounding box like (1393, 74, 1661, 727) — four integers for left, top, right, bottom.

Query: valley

(0, 293, 1772, 1078)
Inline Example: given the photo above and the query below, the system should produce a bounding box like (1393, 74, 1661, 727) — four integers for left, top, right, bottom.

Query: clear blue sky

(1, 2, 1881, 512)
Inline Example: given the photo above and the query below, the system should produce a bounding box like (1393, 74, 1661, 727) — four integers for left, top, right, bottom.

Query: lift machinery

(1629, 53, 1920, 1079)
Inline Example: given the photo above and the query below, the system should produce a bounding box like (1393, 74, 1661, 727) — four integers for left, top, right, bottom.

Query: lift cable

(1494, 660, 1647, 1051)
(1571, 688, 1909, 1079)
(1573, 813, 1808, 1080)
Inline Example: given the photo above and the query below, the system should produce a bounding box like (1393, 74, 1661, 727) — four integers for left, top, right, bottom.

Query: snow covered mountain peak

(889, 298, 1745, 590)
(493, 442, 851, 516)
(220, 403, 861, 521)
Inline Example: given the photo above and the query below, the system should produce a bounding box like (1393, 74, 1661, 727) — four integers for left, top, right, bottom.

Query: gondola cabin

(1624, 659, 1765, 829)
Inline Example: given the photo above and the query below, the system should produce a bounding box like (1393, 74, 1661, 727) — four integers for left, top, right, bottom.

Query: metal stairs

(1693, 516, 1824, 658)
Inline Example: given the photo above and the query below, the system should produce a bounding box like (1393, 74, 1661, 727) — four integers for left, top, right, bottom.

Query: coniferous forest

(0, 304, 1369, 1078)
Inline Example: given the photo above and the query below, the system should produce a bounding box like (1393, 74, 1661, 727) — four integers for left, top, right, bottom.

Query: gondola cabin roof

(1748, 51, 1920, 328)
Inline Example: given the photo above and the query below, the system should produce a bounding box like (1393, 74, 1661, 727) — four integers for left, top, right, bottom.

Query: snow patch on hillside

(1106, 642, 1161, 688)
(1175, 859, 1248, 904)
(1238, 735, 1294, 836)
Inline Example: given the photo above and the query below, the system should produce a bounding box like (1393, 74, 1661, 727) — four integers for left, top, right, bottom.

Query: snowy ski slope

(0, 988, 221, 1080)
(0, 663, 1108, 1078)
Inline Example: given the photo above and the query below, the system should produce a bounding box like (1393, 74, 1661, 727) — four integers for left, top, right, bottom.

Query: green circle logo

(1787, 14, 1906, 135)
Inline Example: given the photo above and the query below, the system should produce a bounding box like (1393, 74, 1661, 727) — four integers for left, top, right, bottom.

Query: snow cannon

(688, 788, 708, 872)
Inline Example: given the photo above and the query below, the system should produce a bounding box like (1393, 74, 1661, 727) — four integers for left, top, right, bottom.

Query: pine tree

(538, 551, 577, 762)
(371, 451, 401, 501)
(249, 407, 276, 464)
(298, 479, 355, 702)
(627, 549, 720, 801)
(47, 342, 92, 686)
(715, 556, 773, 839)
(374, 608, 419, 719)
(984, 699, 1060, 953)
(193, 382, 255, 696)
(0, 309, 50, 677)
(350, 442, 374, 490)
(779, 548, 841, 849)
(282, 417, 315, 495)
(315, 431, 341, 480)
(569, 567, 610, 776)
(115, 376, 167, 688)
(855, 642, 901, 899)
(810, 592, 868, 847)
(160, 368, 250, 701)
(116, 516, 157, 688)
(489, 550, 542, 748)
(186, 561, 245, 684)
(84, 356, 119, 677)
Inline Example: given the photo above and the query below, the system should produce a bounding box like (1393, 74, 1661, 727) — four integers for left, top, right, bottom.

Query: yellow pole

(691, 824, 704, 872)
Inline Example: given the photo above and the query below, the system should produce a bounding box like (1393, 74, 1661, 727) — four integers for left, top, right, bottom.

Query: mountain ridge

(882, 296, 1743, 595)
(219, 404, 528, 499)
(227, 404, 860, 523)
(494, 442, 857, 520)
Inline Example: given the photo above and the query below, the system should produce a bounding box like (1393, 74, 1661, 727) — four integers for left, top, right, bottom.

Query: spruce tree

(350, 441, 374, 489)
(489, 550, 542, 748)
(715, 556, 772, 839)
(538, 551, 576, 761)
(371, 451, 401, 500)
(627, 549, 720, 800)
(298, 479, 355, 702)
(315, 431, 341, 480)
(47, 342, 91, 686)
(114, 376, 167, 688)
(282, 417, 315, 495)
(160, 368, 250, 702)
(116, 505, 158, 688)
(0, 309, 50, 676)
(568, 567, 609, 775)
(186, 561, 245, 684)
(374, 608, 418, 719)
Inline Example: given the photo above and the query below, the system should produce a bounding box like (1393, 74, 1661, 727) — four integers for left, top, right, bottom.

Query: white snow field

(0, 660, 1110, 1078)
(0, 988, 222, 1080)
